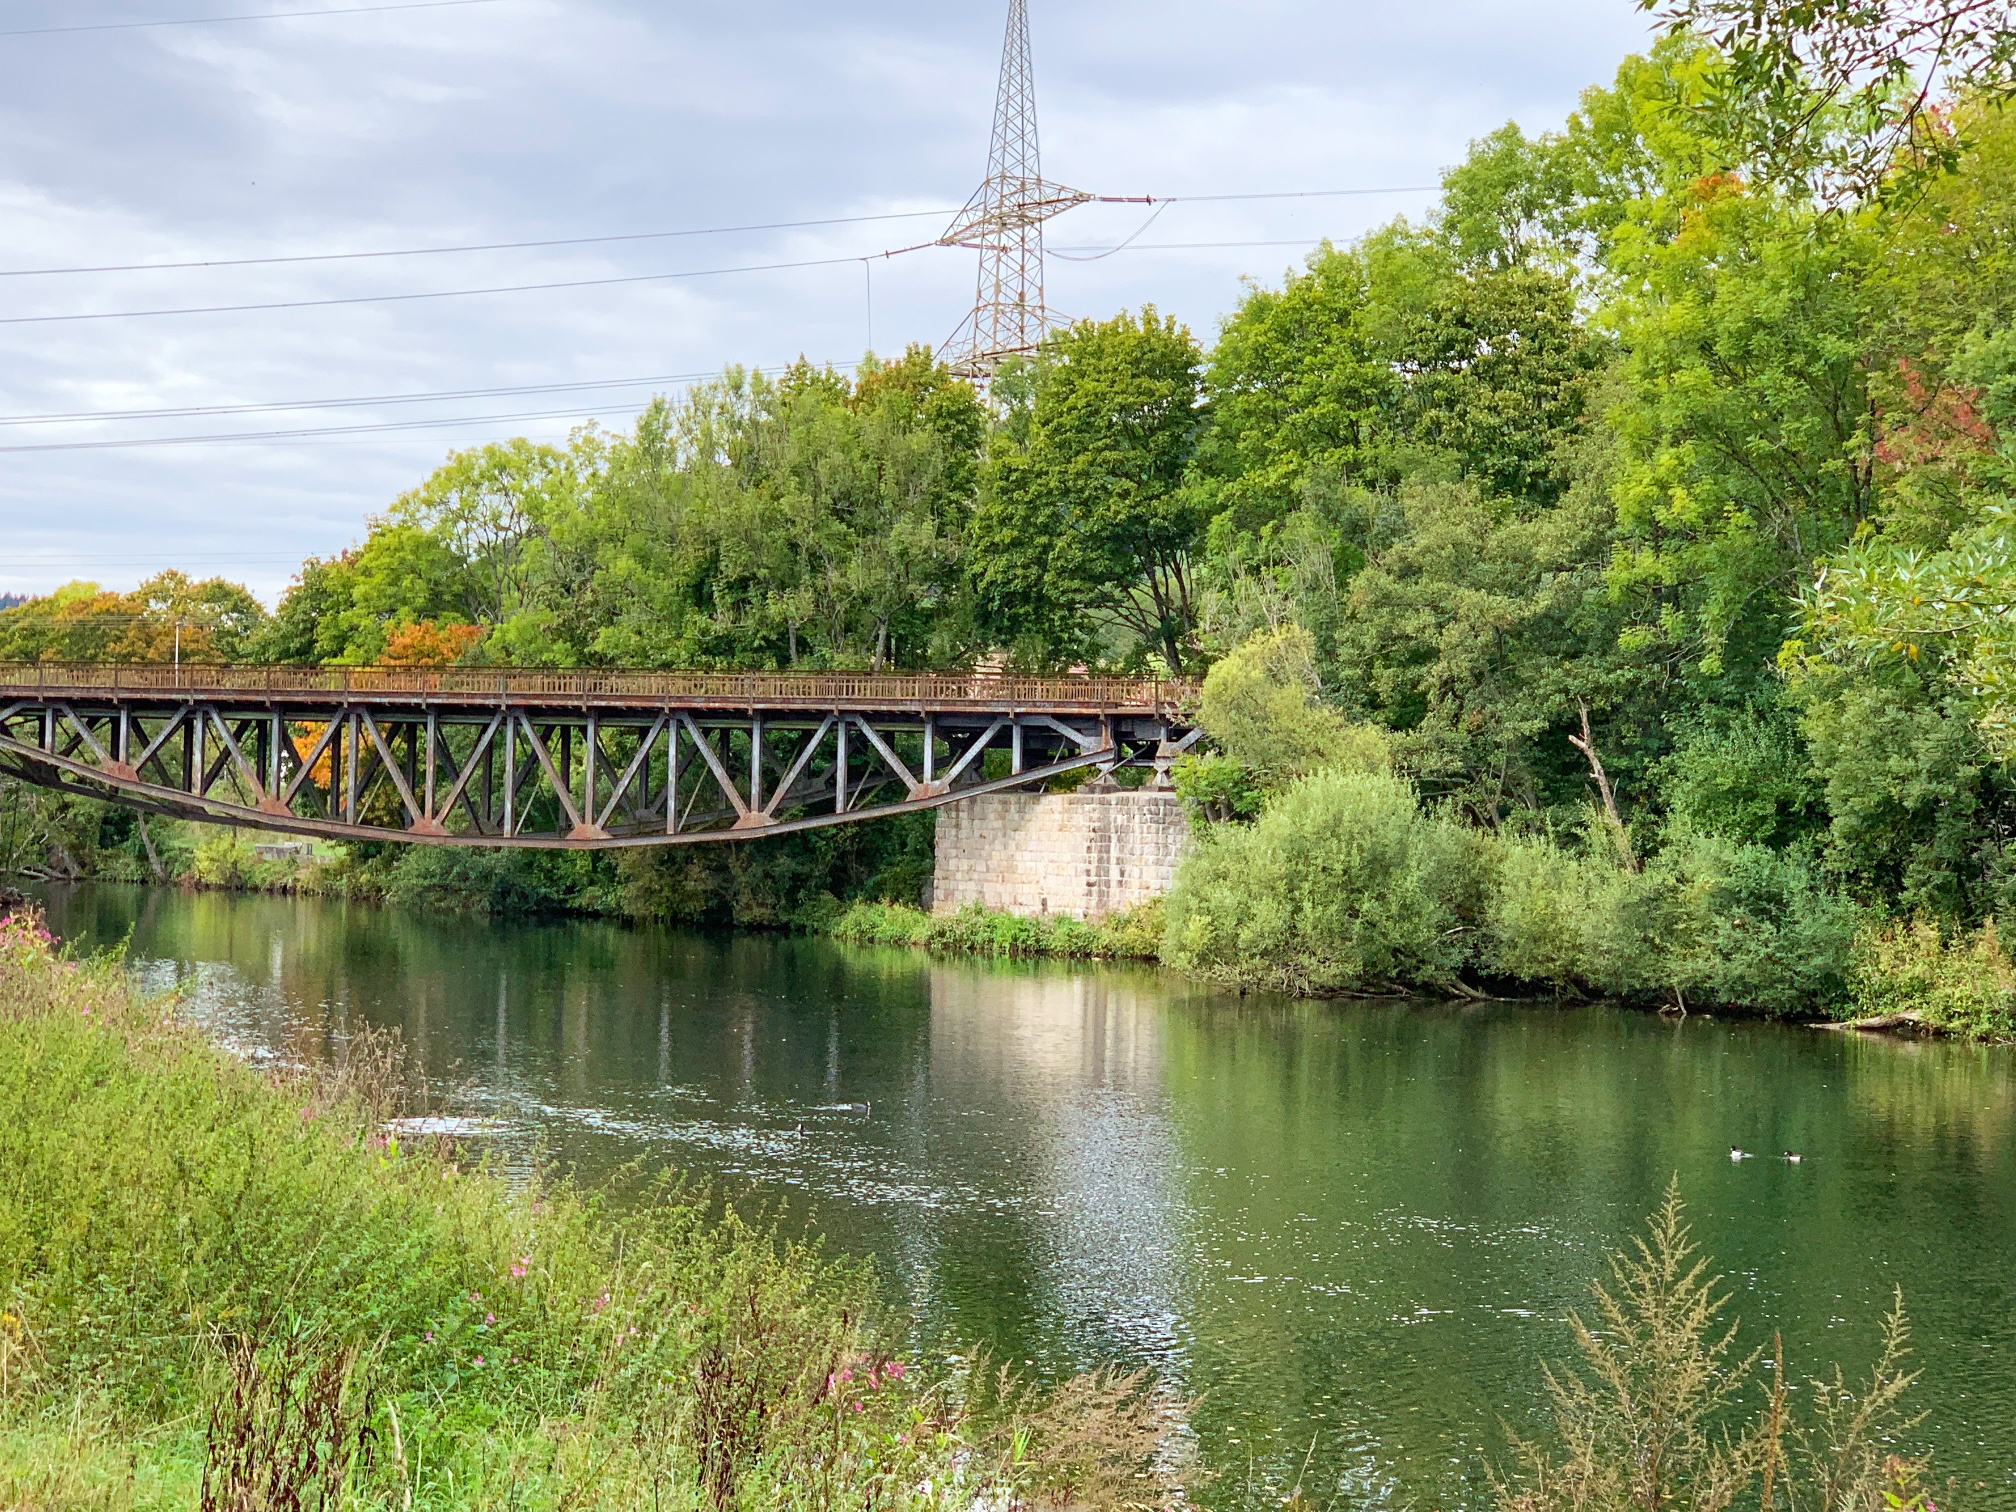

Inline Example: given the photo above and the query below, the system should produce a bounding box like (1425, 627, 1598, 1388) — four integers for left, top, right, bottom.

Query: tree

(0, 572, 266, 664)
(1650, 0, 2016, 201)
(970, 309, 1208, 670)
(1590, 71, 1880, 687)
(261, 527, 479, 666)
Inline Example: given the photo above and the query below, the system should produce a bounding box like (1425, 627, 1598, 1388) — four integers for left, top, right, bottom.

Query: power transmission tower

(937, 0, 1091, 384)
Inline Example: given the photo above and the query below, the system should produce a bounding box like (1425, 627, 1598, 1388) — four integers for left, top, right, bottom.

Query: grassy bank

(830, 900, 1163, 961)
(0, 911, 1180, 1512)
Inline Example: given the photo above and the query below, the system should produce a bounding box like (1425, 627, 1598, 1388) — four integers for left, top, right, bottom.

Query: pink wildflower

(883, 1361, 906, 1380)
(485, 1312, 495, 1325)
(592, 1291, 610, 1313)
(851, 1401, 865, 1414)
(424, 1331, 433, 1342)
(837, 1368, 852, 1385)
(473, 1355, 485, 1366)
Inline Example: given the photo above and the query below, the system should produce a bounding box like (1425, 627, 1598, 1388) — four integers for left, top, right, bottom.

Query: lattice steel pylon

(937, 0, 1091, 384)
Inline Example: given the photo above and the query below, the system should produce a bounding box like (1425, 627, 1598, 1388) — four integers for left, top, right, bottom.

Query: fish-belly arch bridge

(0, 664, 1195, 849)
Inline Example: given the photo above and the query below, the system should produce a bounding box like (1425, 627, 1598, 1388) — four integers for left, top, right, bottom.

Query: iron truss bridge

(0, 664, 1196, 849)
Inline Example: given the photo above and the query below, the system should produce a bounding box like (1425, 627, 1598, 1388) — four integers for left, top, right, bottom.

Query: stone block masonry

(932, 788, 1191, 921)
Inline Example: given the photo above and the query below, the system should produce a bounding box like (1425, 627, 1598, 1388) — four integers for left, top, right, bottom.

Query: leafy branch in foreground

(1647, 0, 2016, 200)
(1496, 1182, 1931, 1512)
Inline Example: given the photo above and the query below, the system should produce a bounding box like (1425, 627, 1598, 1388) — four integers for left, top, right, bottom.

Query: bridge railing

(0, 661, 1187, 712)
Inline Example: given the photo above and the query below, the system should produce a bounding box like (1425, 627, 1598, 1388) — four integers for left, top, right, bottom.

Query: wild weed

(1496, 1182, 1930, 1512)
(201, 1326, 378, 1512)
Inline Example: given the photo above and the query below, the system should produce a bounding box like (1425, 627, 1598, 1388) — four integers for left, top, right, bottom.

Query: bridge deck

(0, 663, 1179, 717)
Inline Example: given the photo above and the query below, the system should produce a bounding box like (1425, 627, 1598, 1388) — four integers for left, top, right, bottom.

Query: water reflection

(36, 885, 2016, 1510)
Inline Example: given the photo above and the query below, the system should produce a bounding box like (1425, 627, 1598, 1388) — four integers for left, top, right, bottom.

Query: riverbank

(9, 779, 2016, 1041)
(830, 898, 1163, 960)
(831, 896, 2016, 1043)
(0, 909, 1178, 1512)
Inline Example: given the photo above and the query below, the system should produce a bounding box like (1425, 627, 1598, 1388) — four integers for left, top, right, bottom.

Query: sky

(0, 0, 1658, 602)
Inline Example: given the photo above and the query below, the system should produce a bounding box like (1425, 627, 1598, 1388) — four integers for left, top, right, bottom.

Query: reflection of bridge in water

(0, 664, 1194, 849)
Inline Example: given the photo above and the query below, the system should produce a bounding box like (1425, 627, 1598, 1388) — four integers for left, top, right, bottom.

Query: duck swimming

(1783, 1151, 1803, 1164)
(1730, 1147, 1751, 1161)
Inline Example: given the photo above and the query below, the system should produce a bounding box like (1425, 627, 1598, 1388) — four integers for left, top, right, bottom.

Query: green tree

(970, 309, 1208, 669)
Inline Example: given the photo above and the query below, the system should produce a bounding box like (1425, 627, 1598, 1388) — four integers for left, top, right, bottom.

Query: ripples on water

(38, 885, 2016, 1510)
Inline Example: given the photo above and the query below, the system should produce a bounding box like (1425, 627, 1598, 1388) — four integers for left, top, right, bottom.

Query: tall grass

(830, 899, 1164, 961)
(0, 913, 1189, 1511)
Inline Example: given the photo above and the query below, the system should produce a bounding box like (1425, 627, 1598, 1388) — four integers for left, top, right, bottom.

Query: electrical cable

(0, 0, 512, 39)
(1048, 202, 1169, 263)
(0, 188, 1439, 279)
(0, 369, 724, 427)
(0, 211, 962, 279)
(0, 400, 675, 452)
(0, 231, 1388, 327)
(0, 250, 912, 326)
(1049, 238, 1345, 254)
(0, 361, 829, 433)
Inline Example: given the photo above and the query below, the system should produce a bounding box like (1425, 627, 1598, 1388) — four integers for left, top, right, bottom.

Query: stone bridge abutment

(931, 787, 1190, 921)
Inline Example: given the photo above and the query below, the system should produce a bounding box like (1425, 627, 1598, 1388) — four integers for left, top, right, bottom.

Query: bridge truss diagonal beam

(0, 665, 1190, 851)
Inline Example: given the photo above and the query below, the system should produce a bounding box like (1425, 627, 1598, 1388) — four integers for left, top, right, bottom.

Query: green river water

(35, 884, 2016, 1508)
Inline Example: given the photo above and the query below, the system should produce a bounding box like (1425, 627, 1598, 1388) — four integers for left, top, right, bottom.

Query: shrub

(1195, 626, 1388, 791)
(379, 843, 572, 914)
(1169, 752, 1261, 826)
(1847, 917, 2016, 1038)
(1481, 837, 1858, 1015)
(1655, 706, 1824, 848)
(1161, 768, 1485, 994)
(1482, 840, 1674, 997)
(1663, 839, 1859, 1017)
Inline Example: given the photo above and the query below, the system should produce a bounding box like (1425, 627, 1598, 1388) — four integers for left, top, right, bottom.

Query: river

(35, 884, 2016, 1509)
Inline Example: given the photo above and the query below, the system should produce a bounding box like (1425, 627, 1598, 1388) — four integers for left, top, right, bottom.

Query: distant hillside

(0, 594, 26, 612)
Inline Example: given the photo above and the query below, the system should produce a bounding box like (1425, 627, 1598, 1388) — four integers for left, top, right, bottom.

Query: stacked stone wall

(932, 789, 1190, 920)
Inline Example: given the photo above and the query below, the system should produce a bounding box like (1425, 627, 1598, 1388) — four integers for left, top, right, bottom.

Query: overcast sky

(0, 0, 1656, 601)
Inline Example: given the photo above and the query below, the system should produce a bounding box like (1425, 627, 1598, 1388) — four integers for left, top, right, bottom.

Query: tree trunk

(137, 814, 167, 883)
(46, 838, 82, 882)
(1569, 699, 1640, 872)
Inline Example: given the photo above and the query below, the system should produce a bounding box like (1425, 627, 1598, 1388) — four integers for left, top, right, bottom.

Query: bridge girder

(0, 667, 1191, 849)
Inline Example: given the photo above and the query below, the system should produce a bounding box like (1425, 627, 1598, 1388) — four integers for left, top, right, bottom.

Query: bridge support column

(932, 788, 1191, 922)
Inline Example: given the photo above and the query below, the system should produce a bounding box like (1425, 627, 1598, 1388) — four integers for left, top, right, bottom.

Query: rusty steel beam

(0, 667, 1189, 849)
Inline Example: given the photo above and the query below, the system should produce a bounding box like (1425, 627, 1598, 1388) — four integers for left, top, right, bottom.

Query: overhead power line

(0, 0, 512, 39)
(0, 210, 961, 279)
(0, 370, 725, 427)
(1050, 238, 1352, 254)
(0, 251, 895, 326)
(0, 188, 1438, 279)
(0, 222, 1429, 328)
(0, 361, 829, 449)
(0, 401, 662, 452)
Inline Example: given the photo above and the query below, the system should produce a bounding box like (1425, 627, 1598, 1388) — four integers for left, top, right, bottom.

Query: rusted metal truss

(0, 667, 1192, 849)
